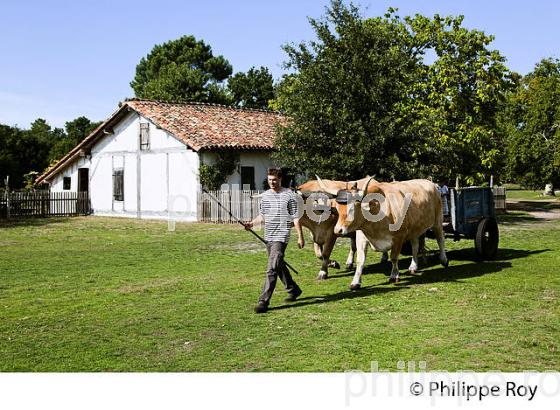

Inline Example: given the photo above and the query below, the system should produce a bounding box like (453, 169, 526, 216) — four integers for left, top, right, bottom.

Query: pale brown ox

(319, 178, 448, 288)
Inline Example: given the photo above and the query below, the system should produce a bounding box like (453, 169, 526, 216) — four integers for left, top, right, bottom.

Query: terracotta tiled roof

(126, 99, 284, 151)
(36, 99, 285, 184)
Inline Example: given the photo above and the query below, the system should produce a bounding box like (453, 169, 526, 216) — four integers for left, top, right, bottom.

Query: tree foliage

(228, 66, 274, 109)
(0, 117, 99, 189)
(0, 120, 52, 188)
(131, 35, 233, 104)
(501, 58, 560, 189)
(273, 1, 513, 184)
(199, 152, 239, 190)
(48, 117, 101, 163)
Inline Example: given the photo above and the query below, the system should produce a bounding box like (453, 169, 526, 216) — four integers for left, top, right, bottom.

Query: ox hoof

(317, 271, 328, 280)
(389, 277, 400, 284)
(408, 269, 417, 275)
(350, 283, 361, 291)
(441, 259, 449, 268)
(345, 263, 354, 270)
(329, 260, 341, 269)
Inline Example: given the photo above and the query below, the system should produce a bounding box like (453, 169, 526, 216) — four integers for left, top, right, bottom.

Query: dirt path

(507, 199, 560, 221)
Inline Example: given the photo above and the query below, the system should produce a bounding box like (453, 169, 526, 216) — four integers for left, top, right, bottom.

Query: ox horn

(359, 176, 377, 198)
(315, 175, 339, 196)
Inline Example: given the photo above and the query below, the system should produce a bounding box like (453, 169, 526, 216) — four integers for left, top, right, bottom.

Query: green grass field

(1, 211, 559, 372)
(506, 189, 554, 201)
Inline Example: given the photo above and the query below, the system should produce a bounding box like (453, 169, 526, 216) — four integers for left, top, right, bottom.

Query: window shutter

(140, 123, 150, 150)
(113, 169, 124, 201)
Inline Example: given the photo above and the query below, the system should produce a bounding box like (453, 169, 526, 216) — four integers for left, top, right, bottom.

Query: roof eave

(35, 104, 132, 185)
(198, 145, 275, 151)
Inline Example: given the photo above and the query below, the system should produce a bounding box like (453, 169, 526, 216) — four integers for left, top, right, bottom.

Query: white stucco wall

(50, 111, 200, 221)
(50, 156, 91, 192)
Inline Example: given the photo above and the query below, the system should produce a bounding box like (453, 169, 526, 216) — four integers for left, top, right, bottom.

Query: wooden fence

(0, 191, 91, 219)
(197, 190, 264, 223)
(0, 186, 504, 222)
(197, 187, 508, 223)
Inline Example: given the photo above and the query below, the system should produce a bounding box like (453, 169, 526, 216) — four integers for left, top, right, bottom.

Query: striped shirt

(438, 185, 450, 216)
(260, 188, 298, 243)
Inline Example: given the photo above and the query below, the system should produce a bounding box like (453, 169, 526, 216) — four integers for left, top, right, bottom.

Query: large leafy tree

(0, 125, 22, 188)
(502, 58, 560, 189)
(228, 66, 274, 109)
(0, 120, 52, 188)
(131, 35, 233, 104)
(274, 2, 419, 180)
(273, 1, 512, 183)
(405, 14, 514, 184)
(48, 116, 101, 163)
(0, 116, 99, 189)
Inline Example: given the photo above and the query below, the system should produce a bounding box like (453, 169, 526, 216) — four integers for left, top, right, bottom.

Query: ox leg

(317, 239, 335, 280)
(389, 241, 404, 283)
(408, 237, 419, 274)
(350, 235, 369, 291)
(313, 242, 323, 259)
(433, 225, 449, 268)
(345, 234, 357, 270)
(419, 235, 427, 265)
(380, 251, 389, 263)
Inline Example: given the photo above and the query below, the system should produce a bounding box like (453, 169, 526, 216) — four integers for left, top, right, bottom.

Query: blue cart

(443, 187, 499, 260)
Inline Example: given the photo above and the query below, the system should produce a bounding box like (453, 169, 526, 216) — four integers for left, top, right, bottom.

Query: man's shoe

(284, 287, 302, 302)
(254, 301, 268, 314)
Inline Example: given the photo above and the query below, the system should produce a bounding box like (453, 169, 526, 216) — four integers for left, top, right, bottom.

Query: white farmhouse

(35, 99, 283, 221)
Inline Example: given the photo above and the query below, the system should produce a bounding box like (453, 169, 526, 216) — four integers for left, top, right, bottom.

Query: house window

(113, 169, 124, 201)
(140, 122, 150, 150)
(63, 177, 71, 190)
(241, 166, 255, 190)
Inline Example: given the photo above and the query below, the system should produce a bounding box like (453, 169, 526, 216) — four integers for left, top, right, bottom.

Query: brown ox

(319, 178, 448, 288)
(297, 177, 388, 280)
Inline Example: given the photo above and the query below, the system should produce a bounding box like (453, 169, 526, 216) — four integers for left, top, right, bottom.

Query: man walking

(244, 168, 305, 313)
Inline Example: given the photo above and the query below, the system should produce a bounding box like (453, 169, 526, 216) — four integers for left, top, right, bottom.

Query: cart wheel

(475, 217, 499, 260)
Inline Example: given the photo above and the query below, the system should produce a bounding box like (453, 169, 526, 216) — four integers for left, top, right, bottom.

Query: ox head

(295, 182, 337, 225)
(317, 176, 383, 235)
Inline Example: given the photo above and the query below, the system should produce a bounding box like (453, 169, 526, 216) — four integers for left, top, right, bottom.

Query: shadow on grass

(326, 260, 390, 279)
(498, 213, 539, 225)
(0, 216, 74, 229)
(324, 247, 550, 280)
(431, 247, 550, 265)
(507, 200, 560, 212)
(270, 260, 513, 311)
(270, 247, 550, 311)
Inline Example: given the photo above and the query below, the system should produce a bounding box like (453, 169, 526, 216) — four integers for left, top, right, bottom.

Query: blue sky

(1, 0, 558, 128)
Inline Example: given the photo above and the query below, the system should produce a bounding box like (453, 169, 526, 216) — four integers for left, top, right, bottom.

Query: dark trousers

(258, 241, 299, 305)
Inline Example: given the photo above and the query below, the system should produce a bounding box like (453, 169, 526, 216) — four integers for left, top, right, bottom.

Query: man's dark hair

(267, 168, 283, 178)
